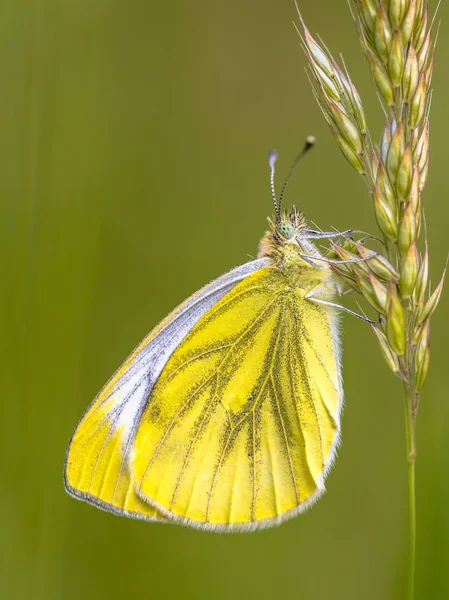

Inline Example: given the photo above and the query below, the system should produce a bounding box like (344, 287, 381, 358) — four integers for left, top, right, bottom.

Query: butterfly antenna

(269, 150, 281, 220)
(279, 136, 316, 209)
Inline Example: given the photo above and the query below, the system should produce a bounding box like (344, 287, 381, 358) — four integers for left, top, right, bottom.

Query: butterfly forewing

(64, 259, 269, 520)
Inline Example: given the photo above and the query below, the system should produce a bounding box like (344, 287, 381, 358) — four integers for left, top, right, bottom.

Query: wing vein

(161, 344, 231, 382)
(286, 325, 318, 481)
(270, 373, 300, 504)
(265, 420, 279, 515)
(251, 409, 256, 522)
(89, 406, 126, 494)
(205, 428, 233, 522)
(169, 378, 219, 512)
(301, 305, 339, 392)
(303, 335, 339, 425)
(290, 300, 325, 466)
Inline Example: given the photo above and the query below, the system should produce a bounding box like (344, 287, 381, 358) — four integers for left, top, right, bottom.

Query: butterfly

(64, 140, 366, 531)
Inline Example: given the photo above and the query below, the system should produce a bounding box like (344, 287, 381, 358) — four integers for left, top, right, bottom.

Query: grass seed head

(396, 143, 413, 198)
(400, 241, 420, 299)
(386, 282, 406, 355)
(398, 201, 417, 255)
(414, 245, 429, 304)
(368, 50, 396, 105)
(374, 185, 399, 239)
(371, 324, 401, 374)
(402, 0, 418, 45)
(416, 269, 446, 326)
(375, 4, 393, 63)
(414, 319, 430, 391)
(389, 30, 405, 87)
(387, 121, 405, 183)
(403, 44, 419, 102)
(409, 76, 427, 128)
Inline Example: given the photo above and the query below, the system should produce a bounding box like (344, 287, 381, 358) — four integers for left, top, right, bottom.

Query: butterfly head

(266, 206, 307, 244)
(259, 208, 309, 259)
(272, 205, 307, 242)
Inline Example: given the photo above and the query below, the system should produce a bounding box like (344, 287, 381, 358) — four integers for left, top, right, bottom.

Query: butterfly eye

(276, 222, 295, 240)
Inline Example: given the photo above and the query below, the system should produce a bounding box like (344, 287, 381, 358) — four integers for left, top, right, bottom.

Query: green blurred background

(2, 0, 448, 598)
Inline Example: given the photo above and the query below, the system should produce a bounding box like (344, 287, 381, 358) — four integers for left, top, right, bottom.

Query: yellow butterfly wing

(132, 266, 342, 530)
(64, 258, 269, 520)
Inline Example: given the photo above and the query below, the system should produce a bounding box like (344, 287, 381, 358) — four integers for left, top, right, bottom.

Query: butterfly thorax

(257, 208, 338, 300)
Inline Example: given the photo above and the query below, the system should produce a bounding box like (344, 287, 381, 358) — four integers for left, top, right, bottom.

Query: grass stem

(404, 382, 417, 600)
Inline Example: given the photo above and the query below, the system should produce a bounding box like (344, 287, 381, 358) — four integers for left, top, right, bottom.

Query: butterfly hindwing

(132, 266, 342, 530)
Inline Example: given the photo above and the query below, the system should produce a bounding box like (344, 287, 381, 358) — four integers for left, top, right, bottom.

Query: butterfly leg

(299, 252, 378, 266)
(301, 229, 354, 240)
(307, 297, 378, 324)
(302, 229, 382, 244)
(306, 285, 378, 324)
(339, 288, 355, 297)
